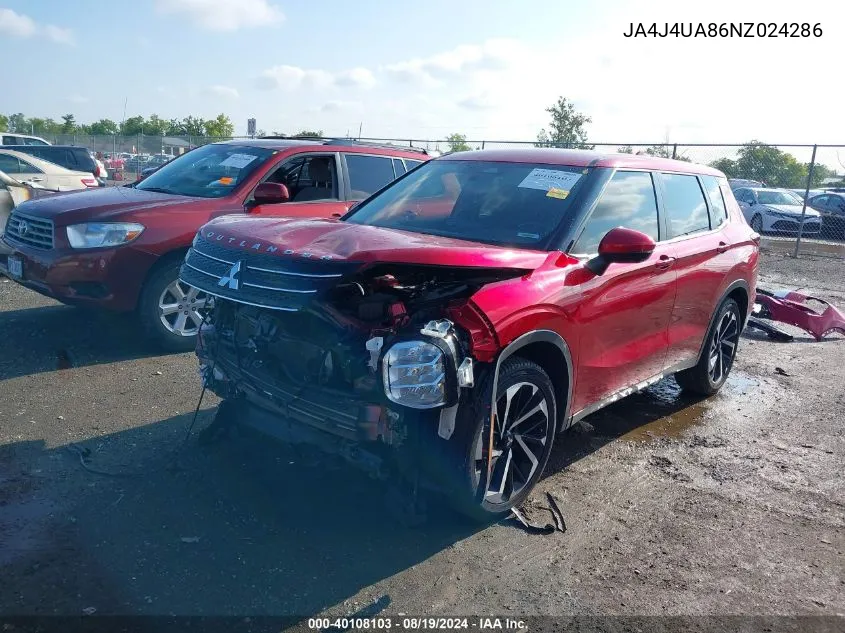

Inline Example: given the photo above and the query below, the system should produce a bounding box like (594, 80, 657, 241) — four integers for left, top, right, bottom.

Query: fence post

(672, 144, 678, 159)
(481, 141, 486, 149)
(793, 143, 817, 258)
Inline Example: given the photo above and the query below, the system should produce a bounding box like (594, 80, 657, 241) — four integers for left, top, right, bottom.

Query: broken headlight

(382, 341, 446, 409)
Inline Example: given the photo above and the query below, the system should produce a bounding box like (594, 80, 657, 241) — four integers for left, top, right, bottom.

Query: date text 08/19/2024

(623, 22, 822, 38)
(307, 617, 528, 631)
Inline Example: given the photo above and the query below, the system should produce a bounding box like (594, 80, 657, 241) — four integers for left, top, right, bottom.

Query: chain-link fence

(20, 134, 845, 258)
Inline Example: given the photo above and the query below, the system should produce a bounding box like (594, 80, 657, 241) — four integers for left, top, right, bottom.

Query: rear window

(345, 154, 397, 197)
(346, 160, 589, 248)
(701, 175, 728, 227)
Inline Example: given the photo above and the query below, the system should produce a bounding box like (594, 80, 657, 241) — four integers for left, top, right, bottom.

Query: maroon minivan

(1, 139, 428, 350)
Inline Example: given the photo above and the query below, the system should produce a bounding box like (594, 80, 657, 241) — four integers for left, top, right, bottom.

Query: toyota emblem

(18, 220, 29, 236)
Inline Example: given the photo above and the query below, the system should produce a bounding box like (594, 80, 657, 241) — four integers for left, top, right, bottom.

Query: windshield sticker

(219, 153, 258, 169)
(546, 187, 569, 200)
(518, 168, 582, 193)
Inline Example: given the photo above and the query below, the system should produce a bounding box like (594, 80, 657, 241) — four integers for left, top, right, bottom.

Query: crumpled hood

(13, 185, 203, 225)
(200, 215, 551, 270)
(763, 204, 820, 217)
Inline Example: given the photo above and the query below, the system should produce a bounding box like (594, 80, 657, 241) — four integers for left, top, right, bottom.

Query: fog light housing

(382, 340, 447, 409)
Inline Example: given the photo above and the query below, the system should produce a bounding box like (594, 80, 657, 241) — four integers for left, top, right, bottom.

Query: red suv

(182, 149, 759, 520)
(0, 139, 428, 350)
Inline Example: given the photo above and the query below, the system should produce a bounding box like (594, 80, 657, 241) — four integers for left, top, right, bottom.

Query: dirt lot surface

(1, 249, 843, 626)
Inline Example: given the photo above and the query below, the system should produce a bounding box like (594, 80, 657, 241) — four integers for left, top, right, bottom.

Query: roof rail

(321, 138, 429, 155)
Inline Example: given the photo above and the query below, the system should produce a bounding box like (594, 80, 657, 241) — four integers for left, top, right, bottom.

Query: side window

(701, 176, 728, 227)
(0, 154, 21, 173)
(345, 154, 397, 198)
(288, 155, 338, 202)
(17, 158, 43, 174)
(405, 159, 423, 171)
(2, 136, 19, 145)
(811, 195, 827, 209)
(25, 138, 48, 146)
(393, 159, 406, 176)
(265, 156, 306, 188)
(572, 170, 659, 254)
(661, 174, 710, 238)
(834, 196, 845, 211)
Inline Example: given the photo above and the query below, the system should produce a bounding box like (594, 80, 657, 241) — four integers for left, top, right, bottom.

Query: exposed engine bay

(195, 262, 524, 476)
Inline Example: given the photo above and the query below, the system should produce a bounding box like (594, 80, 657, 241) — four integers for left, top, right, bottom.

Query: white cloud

(319, 100, 362, 113)
(458, 94, 495, 111)
(383, 39, 520, 86)
(68, 94, 88, 104)
(256, 65, 375, 90)
(0, 8, 36, 37)
(0, 8, 73, 44)
(155, 0, 284, 31)
(203, 85, 240, 99)
(44, 24, 75, 45)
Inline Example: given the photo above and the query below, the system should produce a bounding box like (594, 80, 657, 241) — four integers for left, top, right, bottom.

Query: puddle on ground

(583, 371, 759, 443)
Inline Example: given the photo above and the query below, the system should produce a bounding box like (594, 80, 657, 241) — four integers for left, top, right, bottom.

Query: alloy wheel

(708, 307, 739, 385)
(158, 280, 208, 337)
(474, 381, 551, 505)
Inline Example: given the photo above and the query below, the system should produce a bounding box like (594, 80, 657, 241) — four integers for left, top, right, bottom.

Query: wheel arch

(492, 330, 574, 432)
(136, 247, 190, 311)
(696, 279, 749, 364)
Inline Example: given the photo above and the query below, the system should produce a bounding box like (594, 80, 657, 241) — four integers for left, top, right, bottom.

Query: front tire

(675, 298, 741, 396)
(138, 259, 209, 353)
(750, 214, 763, 234)
(446, 357, 557, 522)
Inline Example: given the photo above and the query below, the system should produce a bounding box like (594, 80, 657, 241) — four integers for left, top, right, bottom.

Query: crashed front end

(179, 230, 515, 478)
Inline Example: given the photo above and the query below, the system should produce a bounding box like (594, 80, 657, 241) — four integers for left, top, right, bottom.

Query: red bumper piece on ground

(756, 289, 845, 341)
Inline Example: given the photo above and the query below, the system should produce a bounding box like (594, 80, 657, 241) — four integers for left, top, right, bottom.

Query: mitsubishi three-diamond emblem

(218, 260, 242, 290)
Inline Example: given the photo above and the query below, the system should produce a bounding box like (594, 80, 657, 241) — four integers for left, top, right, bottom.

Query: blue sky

(0, 0, 840, 151)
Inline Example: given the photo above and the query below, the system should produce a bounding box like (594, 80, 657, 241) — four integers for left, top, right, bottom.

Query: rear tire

(138, 259, 208, 353)
(750, 214, 763, 234)
(444, 357, 557, 522)
(675, 298, 741, 396)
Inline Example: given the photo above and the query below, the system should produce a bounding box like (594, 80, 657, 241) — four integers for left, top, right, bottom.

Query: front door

(569, 170, 677, 413)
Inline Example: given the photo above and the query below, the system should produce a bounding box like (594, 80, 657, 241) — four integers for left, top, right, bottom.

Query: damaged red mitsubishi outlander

(181, 149, 759, 520)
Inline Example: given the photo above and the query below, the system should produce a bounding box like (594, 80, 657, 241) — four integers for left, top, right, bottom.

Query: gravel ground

(0, 250, 843, 625)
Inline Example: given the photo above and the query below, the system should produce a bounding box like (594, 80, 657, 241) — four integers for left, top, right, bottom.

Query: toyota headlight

(382, 340, 446, 409)
(66, 222, 145, 249)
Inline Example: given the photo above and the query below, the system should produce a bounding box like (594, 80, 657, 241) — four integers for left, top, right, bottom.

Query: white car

(734, 187, 822, 235)
(0, 133, 51, 146)
(0, 149, 99, 191)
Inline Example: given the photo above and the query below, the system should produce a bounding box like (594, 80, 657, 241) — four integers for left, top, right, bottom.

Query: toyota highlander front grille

(4, 212, 54, 250)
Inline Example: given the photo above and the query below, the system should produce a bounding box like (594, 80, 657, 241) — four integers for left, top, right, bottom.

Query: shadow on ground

(0, 364, 728, 617)
(0, 304, 162, 380)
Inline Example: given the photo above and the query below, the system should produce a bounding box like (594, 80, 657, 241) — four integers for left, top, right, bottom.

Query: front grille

(5, 212, 54, 249)
(772, 219, 820, 233)
(179, 236, 361, 310)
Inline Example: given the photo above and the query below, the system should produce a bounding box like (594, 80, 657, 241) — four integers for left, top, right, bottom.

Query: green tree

(28, 117, 61, 136)
(203, 114, 234, 138)
(8, 113, 27, 133)
(180, 116, 206, 136)
(445, 133, 472, 152)
(807, 163, 837, 188)
(165, 118, 185, 135)
(144, 114, 168, 136)
(535, 96, 592, 149)
(121, 116, 146, 136)
(293, 130, 323, 138)
(61, 114, 77, 133)
(642, 144, 691, 162)
(0, 114, 9, 132)
(734, 141, 807, 188)
(88, 119, 119, 135)
(617, 145, 633, 154)
(709, 157, 737, 176)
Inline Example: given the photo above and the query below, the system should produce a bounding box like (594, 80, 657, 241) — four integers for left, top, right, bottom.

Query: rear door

(341, 153, 399, 201)
(659, 173, 734, 369)
(569, 169, 677, 411)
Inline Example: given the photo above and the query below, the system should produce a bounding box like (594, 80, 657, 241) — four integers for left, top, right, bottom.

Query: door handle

(655, 254, 676, 270)
(717, 241, 729, 254)
(331, 212, 343, 218)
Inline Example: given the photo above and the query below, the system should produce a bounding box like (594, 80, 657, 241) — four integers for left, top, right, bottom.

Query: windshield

(757, 190, 802, 205)
(135, 144, 275, 198)
(345, 160, 590, 247)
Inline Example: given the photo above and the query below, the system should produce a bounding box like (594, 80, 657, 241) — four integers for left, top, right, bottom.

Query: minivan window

(2, 136, 19, 145)
(346, 154, 396, 198)
(572, 170, 659, 254)
(662, 173, 710, 238)
(702, 176, 728, 227)
(347, 160, 589, 248)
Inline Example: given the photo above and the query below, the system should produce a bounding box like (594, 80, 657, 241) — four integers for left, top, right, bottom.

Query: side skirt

(567, 358, 698, 427)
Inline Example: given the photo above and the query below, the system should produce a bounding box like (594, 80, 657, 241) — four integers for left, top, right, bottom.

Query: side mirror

(587, 227, 656, 275)
(748, 199, 755, 206)
(253, 182, 290, 205)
